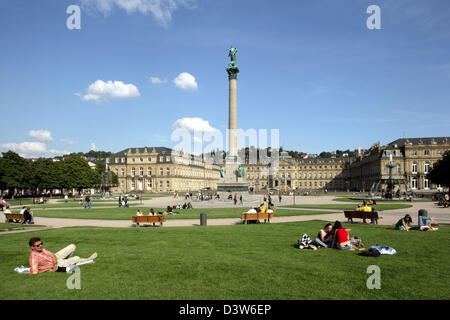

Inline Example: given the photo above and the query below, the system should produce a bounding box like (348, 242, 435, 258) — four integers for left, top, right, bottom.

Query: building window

(160, 156, 164, 162)
(166, 168, 170, 176)
(121, 168, 124, 177)
(424, 178, 429, 189)
(437, 149, 443, 155)
(412, 150, 417, 156)
(147, 180, 152, 189)
(131, 181, 135, 190)
(147, 167, 152, 177)
(131, 168, 135, 177)
(140, 158, 143, 162)
(424, 163, 430, 174)
(159, 181, 163, 188)
(160, 168, 163, 176)
(166, 156, 171, 162)
(424, 150, 430, 156)
(166, 181, 170, 188)
(132, 158, 135, 162)
(115, 169, 118, 176)
(139, 167, 143, 177)
(148, 157, 151, 162)
(412, 163, 418, 174)
(411, 178, 417, 189)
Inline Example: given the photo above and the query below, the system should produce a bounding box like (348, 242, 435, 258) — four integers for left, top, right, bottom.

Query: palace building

(348, 137, 450, 193)
(105, 137, 449, 194)
(106, 147, 221, 194)
(243, 151, 350, 193)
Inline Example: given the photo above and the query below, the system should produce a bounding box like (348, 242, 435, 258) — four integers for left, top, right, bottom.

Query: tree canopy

(428, 151, 450, 189)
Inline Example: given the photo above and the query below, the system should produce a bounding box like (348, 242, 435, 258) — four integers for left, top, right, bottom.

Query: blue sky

(0, 0, 449, 157)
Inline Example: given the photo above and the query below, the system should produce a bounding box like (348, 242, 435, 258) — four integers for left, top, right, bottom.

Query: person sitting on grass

(418, 215, 438, 231)
(28, 237, 97, 274)
(395, 214, 412, 231)
(314, 223, 333, 248)
(148, 208, 156, 216)
(331, 221, 365, 251)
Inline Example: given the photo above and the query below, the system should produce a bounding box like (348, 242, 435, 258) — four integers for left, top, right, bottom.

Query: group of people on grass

(310, 221, 366, 251)
(395, 214, 438, 231)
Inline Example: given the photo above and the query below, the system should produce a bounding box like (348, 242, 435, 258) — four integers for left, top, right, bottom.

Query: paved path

(3, 195, 449, 234)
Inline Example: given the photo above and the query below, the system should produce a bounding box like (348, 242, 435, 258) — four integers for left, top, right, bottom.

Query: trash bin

(418, 209, 428, 217)
(200, 212, 207, 226)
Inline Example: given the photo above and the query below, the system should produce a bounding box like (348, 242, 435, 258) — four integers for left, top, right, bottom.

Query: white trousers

(55, 244, 91, 267)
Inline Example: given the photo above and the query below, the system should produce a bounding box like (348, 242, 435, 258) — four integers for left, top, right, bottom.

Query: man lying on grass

(28, 237, 97, 274)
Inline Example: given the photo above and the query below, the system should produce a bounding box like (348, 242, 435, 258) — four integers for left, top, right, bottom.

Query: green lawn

(29, 207, 335, 220)
(285, 203, 412, 211)
(0, 221, 448, 299)
(11, 202, 131, 209)
(333, 197, 432, 203)
(0, 223, 43, 232)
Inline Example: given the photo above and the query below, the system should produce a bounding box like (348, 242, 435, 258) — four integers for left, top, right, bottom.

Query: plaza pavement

(3, 194, 450, 233)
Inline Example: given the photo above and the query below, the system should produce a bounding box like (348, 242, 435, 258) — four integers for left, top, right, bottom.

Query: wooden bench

(132, 215, 165, 227)
(343, 210, 382, 224)
(241, 212, 274, 224)
(4, 213, 25, 224)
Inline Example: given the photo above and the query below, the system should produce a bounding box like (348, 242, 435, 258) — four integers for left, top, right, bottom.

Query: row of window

(411, 163, 430, 174)
(113, 156, 171, 164)
(115, 167, 215, 178)
(410, 149, 444, 156)
(248, 173, 340, 180)
(246, 165, 343, 171)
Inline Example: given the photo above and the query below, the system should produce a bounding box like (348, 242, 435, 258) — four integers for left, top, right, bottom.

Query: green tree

(0, 151, 31, 198)
(319, 152, 332, 158)
(428, 151, 450, 193)
(60, 157, 101, 193)
(29, 158, 64, 194)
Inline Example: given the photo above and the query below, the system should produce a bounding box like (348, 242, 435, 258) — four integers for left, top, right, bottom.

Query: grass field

(332, 197, 432, 203)
(0, 221, 448, 300)
(28, 207, 335, 220)
(285, 203, 412, 211)
(0, 223, 43, 232)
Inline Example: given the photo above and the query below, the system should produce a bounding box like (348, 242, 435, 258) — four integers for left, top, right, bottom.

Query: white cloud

(80, 0, 197, 27)
(0, 142, 69, 158)
(80, 80, 140, 103)
(91, 143, 97, 151)
(172, 117, 218, 134)
(173, 72, 198, 91)
(29, 129, 53, 142)
(149, 76, 168, 84)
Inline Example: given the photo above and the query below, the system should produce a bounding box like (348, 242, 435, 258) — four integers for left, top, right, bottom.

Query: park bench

(241, 212, 274, 224)
(132, 215, 165, 227)
(4, 213, 25, 224)
(343, 210, 382, 224)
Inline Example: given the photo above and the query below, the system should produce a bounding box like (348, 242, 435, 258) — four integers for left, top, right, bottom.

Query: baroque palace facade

(348, 137, 450, 193)
(106, 137, 449, 194)
(106, 147, 221, 194)
(243, 151, 350, 193)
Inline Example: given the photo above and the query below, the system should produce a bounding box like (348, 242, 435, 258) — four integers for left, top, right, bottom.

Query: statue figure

(237, 166, 246, 178)
(228, 46, 238, 68)
(220, 167, 225, 178)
